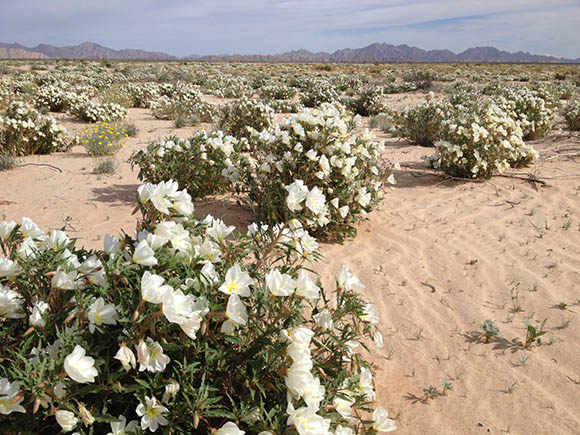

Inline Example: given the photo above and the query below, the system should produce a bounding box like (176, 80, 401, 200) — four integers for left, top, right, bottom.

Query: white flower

(285, 180, 308, 212)
(46, 230, 70, 250)
(287, 403, 331, 435)
(0, 378, 25, 414)
(51, 267, 79, 290)
(30, 300, 50, 327)
(226, 294, 248, 326)
(294, 270, 320, 299)
(0, 221, 16, 239)
(373, 406, 398, 432)
(0, 257, 21, 278)
(338, 265, 365, 292)
(333, 394, 355, 421)
(361, 302, 379, 325)
(133, 240, 158, 266)
(216, 421, 246, 435)
(313, 310, 334, 331)
(338, 205, 349, 218)
(136, 396, 169, 432)
(0, 285, 25, 319)
(55, 409, 78, 432)
(387, 174, 396, 185)
(334, 425, 354, 435)
(219, 264, 253, 297)
(162, 289, 207, 339)
(20, 217, 45, 239)
(136, 338, 170, 373)
(206, 218, 235, 241)
(141, 271, 173, 304)
(305, 186, 326, 215)
(104, 234, 120, 258)
(107, 415, 139, 435)
(358, 367, 376, 401)
(87, 297, 118, 333)
(266, 268, 296, 297)
(162, 380, 180, 403)
(64, 345, 98, 383)
(114, 344, 136, 371)
(356, 187, 371, 207)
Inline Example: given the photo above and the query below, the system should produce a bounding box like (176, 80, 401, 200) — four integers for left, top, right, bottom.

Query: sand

(1, 97, 579, 434)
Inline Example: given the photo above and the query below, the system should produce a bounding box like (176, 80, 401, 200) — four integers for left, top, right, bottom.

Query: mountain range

(0, 41, 578, 63)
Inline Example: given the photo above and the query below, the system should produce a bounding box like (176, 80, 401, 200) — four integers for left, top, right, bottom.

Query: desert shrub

(78, 122, 128, 156)
(237, 103, 392, 241)
(218, 97, 274, 139)
(98, 84, 134, 108)
(346, 86, 386, 117)
(563, 99, 580, 131)
(0, 101, 69, 155)
(495, 87, 555, 140)
(127, 83, 160, 108)
(129, 133, 243, 198)
(93, 155, 117, 174)
(383, 82, 418, 94)
(34, 84, 69, 112)
(265, 99, 305, 113)
(122, 122, 138, 137)
(0, 153, 16, 171)
(69, 101, 127, 123)
(433, 102, 538, 179)
(402, 70, 434, 90)
(259, 84, 297, 100)
(300, 80, 339, 108)
(392, 94, 451, 147)
(150, 84, 215, 123)
(0, 182, 396, 434)
(369, 113, 394, 132)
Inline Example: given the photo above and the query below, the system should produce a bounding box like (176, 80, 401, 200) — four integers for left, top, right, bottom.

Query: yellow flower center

(146, 405, 158, 418)
(226, 282, 239, 294)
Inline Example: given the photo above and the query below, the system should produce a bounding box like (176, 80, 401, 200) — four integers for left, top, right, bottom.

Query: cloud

(0, 0, 578, 58)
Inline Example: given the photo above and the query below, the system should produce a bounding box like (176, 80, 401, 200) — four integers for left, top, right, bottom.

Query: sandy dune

(1, 101, 579, 434)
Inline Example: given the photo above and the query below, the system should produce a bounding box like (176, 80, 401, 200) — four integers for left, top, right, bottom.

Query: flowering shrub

(218, 97, 274, 139)
(495, 87, 555, 140)
(433, 102, 538, 179)
(127, 83, 161, 108)
(345, 86, 386, 117)
(300, 80, 339, 108)
(129, 133, 243, 198)
(0, 101, 69, 156)
(0, 181, 396, 434)
(265, 99, 305, 114)
(34, 85, 91, 113)
(393, 93, 451, 147)
(78, 122, 129, 157)
(237, 103, 391, 241)
(150, 83, 216, 124)
(563, 99, 580, 131)
(69, 101, 128, 123)
(259, 84, 297, 100)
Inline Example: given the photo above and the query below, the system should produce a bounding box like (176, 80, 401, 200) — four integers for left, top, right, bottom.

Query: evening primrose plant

(0, 180, 396, 434)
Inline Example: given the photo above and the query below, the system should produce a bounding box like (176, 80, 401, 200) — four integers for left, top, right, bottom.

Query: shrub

(433, 102, 538, 179)
(300, 80, 339, 108)
(563, 99, 580, 131)
(78, 122, 128, 157)
(265, 100, 305, 114)
(392, 94, 451, 147)
(259, 85, 297, 100)
(93, 156, 117, 174)
(127, 83, 160, 108)
(495, 87, 555, 140)
(69, 101, 128, 123)
(346, 86, 386, 117)
(402, 70, 434, 90)
(98, 84, 135, 108)
(0, 101, 69, 155)
(129, 133, 243, 198)
(0, 153, 16, 171)
(218, 97, 274, 139)
(237, 103, 392, 241)
(0, 182, 396, 434)
(150, 84, 215, 124)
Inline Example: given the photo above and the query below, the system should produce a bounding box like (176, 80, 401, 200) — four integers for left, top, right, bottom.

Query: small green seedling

(480, 320, 500, 343)
(524, 318, 548, 349)
(421, 385, 440, 402)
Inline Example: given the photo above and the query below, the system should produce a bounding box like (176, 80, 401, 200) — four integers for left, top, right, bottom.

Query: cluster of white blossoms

(563, 98, 580, 131)
(434, 102, 538, 179)
(219, 96, 275, 139)
(240, 102, 392, 237)
(0, 181, 396, 433)
(0, 101, 69, 155)
(69, 100, 127, 123)
(150, 82, 216, 122)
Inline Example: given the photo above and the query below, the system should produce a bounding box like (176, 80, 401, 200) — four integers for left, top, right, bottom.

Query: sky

(0, 0, 579, 58)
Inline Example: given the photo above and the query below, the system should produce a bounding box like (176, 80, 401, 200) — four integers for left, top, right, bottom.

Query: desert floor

(1, 94, 579, 434)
